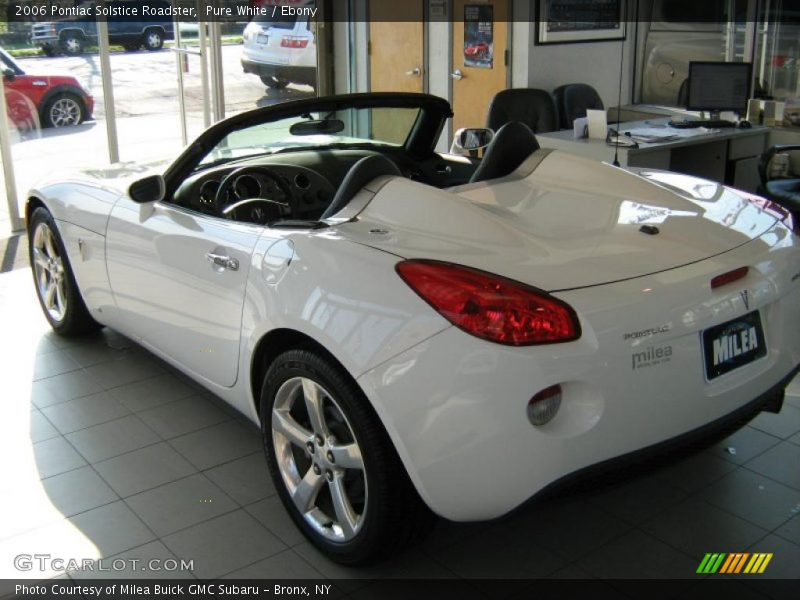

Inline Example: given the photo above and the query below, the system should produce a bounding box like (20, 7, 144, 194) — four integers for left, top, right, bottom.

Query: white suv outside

(241, 13, 317, 90)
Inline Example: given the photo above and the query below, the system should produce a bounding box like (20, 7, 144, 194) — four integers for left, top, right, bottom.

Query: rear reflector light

(527, 385, 562, 426)
(710, 267, 749, 290)
(281, 36, 309, 48)
(395, 260, 581, 346)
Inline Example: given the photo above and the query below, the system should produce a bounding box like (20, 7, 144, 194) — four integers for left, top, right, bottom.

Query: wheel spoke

(330, 442, 363, 470)
(32, 247, 49, 271)
(291, 466, 324, 513)
(272, 410, 312, 448)
(44, 281, 57, 309)
(329, 476, 359, 538)
(55, 280, 66, 315)
(43, 231, 57, 258)
(302, 379, 329, 436)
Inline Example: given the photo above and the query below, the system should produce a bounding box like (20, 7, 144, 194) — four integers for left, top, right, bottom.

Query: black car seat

(469, 122, 540, 184)
(321, 155, 402, 219)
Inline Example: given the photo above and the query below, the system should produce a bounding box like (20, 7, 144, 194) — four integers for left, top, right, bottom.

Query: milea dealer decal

(632, 345, 673, 370)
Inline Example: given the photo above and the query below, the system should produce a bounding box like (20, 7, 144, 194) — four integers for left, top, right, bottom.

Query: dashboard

(172, 148, 478, 225)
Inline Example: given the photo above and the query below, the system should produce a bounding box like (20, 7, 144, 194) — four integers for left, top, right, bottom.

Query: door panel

(452, 0, 509, 132)
(105, 201, 263, 387)
(369, 0, 424, 143)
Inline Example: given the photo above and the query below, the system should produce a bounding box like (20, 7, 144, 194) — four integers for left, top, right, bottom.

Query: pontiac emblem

(740, 290, 750, 311)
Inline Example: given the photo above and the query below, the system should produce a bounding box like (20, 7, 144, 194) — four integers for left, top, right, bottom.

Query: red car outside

(1, 47, 94, 129)
(465, 41, 490, 58)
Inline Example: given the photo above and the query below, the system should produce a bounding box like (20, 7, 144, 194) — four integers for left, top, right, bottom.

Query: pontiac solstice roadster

(26, 93, 800, 564)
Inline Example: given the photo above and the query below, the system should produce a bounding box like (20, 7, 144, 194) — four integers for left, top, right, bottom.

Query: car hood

(338, 150, 783, 291)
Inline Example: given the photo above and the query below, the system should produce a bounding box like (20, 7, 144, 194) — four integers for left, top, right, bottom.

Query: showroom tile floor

(1, 267, 799, 594)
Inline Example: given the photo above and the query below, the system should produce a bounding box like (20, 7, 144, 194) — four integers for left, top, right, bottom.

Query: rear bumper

(529, 363, 796, 502)
(240, 58, 316, 85)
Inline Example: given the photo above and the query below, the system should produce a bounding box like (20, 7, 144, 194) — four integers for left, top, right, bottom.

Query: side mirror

(128, 174, 165, 204)
(450, 127, 494, 155)
(2, 67, 16, 82)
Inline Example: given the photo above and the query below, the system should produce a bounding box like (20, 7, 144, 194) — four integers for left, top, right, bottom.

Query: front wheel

(43, 93, 84, 128)
(28, 208, 101, 336)
(260, 350, 433, 565)
(143, 29, 164, 51)
(260, 75, 289, 89)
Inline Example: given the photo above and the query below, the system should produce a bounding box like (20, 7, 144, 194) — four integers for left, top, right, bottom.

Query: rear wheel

(143, 29, 164, 51)
(260, 75, 289, 89)
(260, 349, 433, 565)
(28, 208, 101, 336)
(60, 34, 84, 55)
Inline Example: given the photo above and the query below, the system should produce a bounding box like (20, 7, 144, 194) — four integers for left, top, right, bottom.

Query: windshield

(198, 106, 421, 168)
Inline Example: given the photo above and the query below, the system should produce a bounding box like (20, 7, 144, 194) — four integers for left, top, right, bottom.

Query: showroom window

(752, 1, 800, 101)
(0, 0, 324, 236)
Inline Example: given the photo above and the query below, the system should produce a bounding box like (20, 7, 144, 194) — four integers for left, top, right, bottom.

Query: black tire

(28, 207, 102, 336)
(260, 349, 433, 565)
(60, 34, 84, 55)
(260, 75, 290, 89)
(143, 29, 164, 51)
(42, 93, 84, 128)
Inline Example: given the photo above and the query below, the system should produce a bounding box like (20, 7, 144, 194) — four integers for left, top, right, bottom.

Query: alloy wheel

(49, 98, 81, 127)
(32, 222, 67, 322)
(272, 377, 367, 542)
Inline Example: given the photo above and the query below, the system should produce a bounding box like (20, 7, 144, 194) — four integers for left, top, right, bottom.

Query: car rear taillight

(396, 260, 581, 346)
(281, 36, 309, 49)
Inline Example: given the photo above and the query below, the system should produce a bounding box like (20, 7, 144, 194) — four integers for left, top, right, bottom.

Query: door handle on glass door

(206, 252, 239, 271)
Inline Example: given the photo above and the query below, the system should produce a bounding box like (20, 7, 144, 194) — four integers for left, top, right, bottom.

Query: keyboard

(668, 119, 737, 129)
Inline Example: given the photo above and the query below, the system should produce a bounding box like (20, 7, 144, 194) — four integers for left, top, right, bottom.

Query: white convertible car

(26, 93, 800, 564)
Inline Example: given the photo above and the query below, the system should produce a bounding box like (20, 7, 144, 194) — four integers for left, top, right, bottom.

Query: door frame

(448, 0, 513, 142)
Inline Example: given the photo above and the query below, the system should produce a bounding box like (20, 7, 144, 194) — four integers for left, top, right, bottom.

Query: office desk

(536, 118, 768, 192)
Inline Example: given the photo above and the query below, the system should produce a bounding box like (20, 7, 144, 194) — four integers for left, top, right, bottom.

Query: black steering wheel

(215, 166, 296, 225)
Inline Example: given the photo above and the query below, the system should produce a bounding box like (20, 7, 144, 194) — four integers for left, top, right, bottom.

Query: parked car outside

(1, 47, 93, 128)
(241, 11, 317, 90)
(30, 0, 175, 56)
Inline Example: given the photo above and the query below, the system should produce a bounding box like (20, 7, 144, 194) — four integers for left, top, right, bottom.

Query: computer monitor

(686, 61, 752, 116)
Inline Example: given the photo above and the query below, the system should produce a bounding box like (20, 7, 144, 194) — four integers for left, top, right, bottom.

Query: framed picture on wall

(536, 0, 626, 45)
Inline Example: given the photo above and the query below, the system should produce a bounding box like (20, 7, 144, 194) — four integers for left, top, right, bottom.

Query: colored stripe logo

(696, 553, 773, 574)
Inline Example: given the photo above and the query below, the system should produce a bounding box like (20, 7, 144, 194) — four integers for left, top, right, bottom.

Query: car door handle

(206, 252, 239, 271)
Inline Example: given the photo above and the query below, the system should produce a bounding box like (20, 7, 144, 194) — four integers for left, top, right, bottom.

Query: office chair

(552, 83, 605, 130)
(486, 89, 560, 134)
(758, 144, 800, 228)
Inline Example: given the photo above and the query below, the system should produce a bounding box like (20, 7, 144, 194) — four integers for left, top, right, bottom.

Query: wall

(525, 34, 637, 109)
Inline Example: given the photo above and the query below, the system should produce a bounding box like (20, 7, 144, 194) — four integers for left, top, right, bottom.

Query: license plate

(702, 311, 767, 380)
(257, 34, 269, 45)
